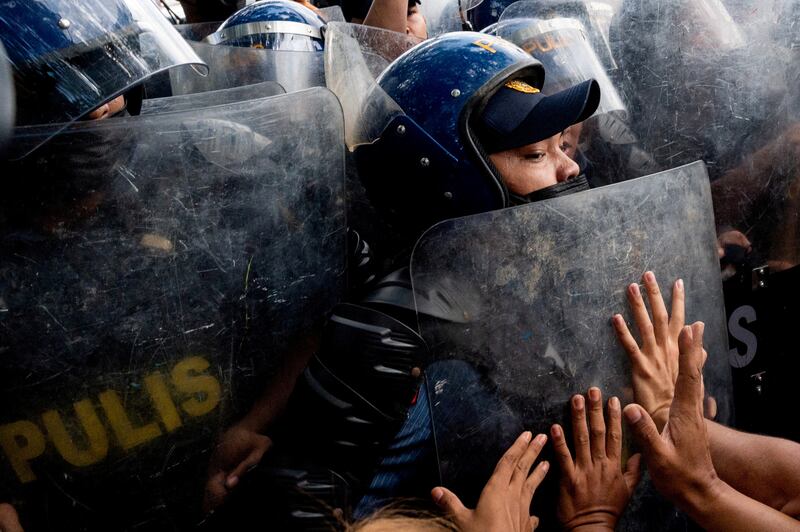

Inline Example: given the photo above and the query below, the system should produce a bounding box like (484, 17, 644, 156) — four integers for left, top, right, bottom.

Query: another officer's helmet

(0, 0, 207, 158)
(355, 31, 598, 237)
(206, 0, 326, 52)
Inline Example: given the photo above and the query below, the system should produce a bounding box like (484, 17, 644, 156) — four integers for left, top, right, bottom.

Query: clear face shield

(495, 17, 624, 119)
(498, 0, 619, 70)
(169, 22, 325, 94)
(421, 0, 485, 34)
(323, 22, 420, 149)
(3, 0, 207, 158)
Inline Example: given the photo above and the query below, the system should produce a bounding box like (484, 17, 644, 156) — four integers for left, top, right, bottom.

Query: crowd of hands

(2, 273, 799, 532)
(425, 273, 800, 532)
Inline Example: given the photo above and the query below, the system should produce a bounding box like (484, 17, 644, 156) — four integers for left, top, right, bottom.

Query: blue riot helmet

(348, 30, 599, 238)
(176, 0, 327, 94)
(0, 0, 207, 158)
(206, 0, 326, 51)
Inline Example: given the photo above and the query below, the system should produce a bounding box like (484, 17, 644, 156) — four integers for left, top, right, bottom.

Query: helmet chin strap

(508, 174, 591, 205)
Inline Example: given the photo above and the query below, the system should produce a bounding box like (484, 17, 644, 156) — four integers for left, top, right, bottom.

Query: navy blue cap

(477, 78, 600, 153)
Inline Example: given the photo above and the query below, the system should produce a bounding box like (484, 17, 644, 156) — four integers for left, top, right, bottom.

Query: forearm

(680, 479, 800, 532)
(363, 0, 408, 34)
(707, 420, 800, 515)
(238, 334, 320, 432)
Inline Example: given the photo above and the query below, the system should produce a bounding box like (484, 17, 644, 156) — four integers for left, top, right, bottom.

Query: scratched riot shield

(324, 21, 422, 260)
(610, 0, 795, 180)
(0, 87, 346, 531)
(319, 5, 346, 22)
(141, 80, 285, 115)
(411, 161, 731, 529)
(169, 23, 325, 94)
(0, 41, 13, 155)
(421, 0, 485, 35)
(612, 0, 800, 441)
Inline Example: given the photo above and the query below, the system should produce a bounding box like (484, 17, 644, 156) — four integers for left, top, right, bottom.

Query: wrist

(676, 474, 729, 521)
(235, 415, 268, 434)
(562, 509, 619, 532)
(567, 525, 615, 532)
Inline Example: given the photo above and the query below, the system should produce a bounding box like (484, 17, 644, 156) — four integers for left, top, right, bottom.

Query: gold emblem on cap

(505, 80, 540, 94)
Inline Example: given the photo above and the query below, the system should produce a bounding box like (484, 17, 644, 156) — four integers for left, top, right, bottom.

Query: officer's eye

(524, 152, 546, 161)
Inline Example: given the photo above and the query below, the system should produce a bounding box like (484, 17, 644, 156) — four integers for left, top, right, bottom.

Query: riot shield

(323, 22, 422, 263)
(170, 39, 325, 94)
(141, 80, 285, 115)
(324, 22, 417, 148)
(610, 0, 790, 179)
(319, 5, 347, 22)
(0, 87, 347, 531)
(613, 1, 800, 441)
(0, 41, 13, 155)
(421, 0, 485, 34)
(410, 161, 731, 529)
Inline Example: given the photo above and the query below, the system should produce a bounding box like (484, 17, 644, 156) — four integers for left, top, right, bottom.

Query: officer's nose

(86, 103, 110, 121)
(556, 150, 580, 183)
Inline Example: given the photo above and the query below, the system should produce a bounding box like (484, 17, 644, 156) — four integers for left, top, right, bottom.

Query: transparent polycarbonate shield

(411, 162, 731, 527)
(2, 0, 207, 158)
(324, 22, 416, 148)
(170, 39, 325, 94)
(610, 0, 800, 263)
(0, 41, 13, 155)
(141, 80, 286, 115)
(609, 0, 795, 180)
(498, 0, 618, 70)
(495, 15, 624, 118)
(608, 3, 800, 442)
(0, 88, 347, 531)
(175, 21, 220, 41)
(422, 0, 485, 34)
(319, 5, 347, 22)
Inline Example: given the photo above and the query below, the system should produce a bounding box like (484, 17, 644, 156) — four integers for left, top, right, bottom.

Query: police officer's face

(489, 130, 580, 196)
(407, 5, 427, 39)
(85, 95, 126, 121)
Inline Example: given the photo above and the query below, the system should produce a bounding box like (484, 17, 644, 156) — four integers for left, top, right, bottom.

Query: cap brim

(485, 79, 600, 153)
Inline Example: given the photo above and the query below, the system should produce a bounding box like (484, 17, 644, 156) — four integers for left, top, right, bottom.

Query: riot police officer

(172, 0, 328, 94)
(301, 29, 600, 516)
(205, 0, 327, 50)
(0, 1, 350, 531)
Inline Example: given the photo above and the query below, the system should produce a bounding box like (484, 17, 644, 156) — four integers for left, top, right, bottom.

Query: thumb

(623, 404, 664, 454)
(226, 441, 270, 488)
(203, 471, 230, 513)
(623, 453, 643, 492)
(431, 486, 470, 524)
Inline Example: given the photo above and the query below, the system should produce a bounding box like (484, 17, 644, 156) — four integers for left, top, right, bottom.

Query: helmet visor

(4, 0, 207, 157)
(496, 17, 625, 119)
